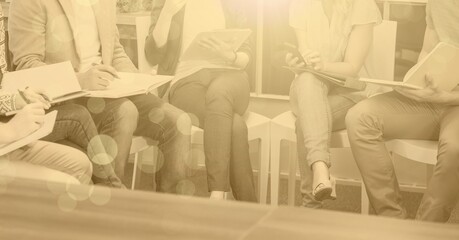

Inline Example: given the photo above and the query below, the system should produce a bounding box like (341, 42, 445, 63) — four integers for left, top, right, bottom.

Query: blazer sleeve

(112, 26, 138, 72)
(8, 0, 47, 70)
(144, 0, 168, 67)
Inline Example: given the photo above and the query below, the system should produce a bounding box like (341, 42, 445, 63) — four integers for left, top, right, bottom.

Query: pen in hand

(91, 62, 120, 80)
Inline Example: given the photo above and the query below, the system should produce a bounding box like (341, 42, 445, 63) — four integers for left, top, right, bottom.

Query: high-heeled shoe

(312, 176, 336, 201)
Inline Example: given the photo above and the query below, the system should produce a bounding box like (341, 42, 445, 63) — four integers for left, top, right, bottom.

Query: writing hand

(77, 65, 118, 90)
(8, 103, 45, 140)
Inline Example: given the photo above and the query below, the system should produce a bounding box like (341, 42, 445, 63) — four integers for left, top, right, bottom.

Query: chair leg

(259, 131, 270, 204)
(131, 152, 139, 190)
(287, 145, 297, 206)
(361, 181, 370, 215)
(270, 136, 282, 206)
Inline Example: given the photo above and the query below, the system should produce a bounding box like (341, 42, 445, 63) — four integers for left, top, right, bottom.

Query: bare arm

(395, 26, 459, 105)
(323, 24, 374, 76)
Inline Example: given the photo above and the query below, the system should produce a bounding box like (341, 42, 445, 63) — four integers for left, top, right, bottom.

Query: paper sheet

(0, 111, 57, 156)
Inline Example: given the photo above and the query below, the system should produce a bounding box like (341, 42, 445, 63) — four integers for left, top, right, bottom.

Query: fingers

(94, 65, 118, 79)
(285, 53, 304, 68)
(24, 91, 51, 109)
(425, 73, 439, 90)
(304, 52, 321, 65)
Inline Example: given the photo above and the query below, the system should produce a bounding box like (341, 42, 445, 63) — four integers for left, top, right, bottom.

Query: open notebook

(87, 72, 173, 98)
(1, 62, 88, 104)
(360, 42, 459, 91)
(0, 111, 57, 156)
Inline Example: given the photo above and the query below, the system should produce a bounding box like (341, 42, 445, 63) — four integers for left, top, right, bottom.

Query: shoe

(312, 176, 336, 201)
(312, 180, 332, 201)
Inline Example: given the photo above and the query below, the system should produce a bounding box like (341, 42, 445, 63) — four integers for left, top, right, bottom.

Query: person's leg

(290, 72, 336, 201)
(169, 71, 220, 196)
(416, 106, 459, 222)
(84, 98, 139, 184)
(8, 141, 93, 184)
(130, 94, 191, 194)
(295, 91, 358, 207)
(204, 70, 252, 200)
(346, 91, 442, 219)
(229, 113, 257, 202)
(44, 103, 124, 187)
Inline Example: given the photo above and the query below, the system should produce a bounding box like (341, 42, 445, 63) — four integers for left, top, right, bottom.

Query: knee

(68, 149, 93, 184)
(232, 114, 248, 138)
(61, 103, 92, 122)
(111, 99, 139, 131)
(345, 100, 380, 132)
(164, 103, 192, 136)
(293, 73, 328, 91)
(206, 72, 249, 104)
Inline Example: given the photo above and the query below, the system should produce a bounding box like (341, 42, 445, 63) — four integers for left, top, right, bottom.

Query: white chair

(130, 136, 154, 190)
(269, 21, 397, 211)
(191, 111, 271, 204)
(116, 12, 154, 73)
(130, 112, 271, 204)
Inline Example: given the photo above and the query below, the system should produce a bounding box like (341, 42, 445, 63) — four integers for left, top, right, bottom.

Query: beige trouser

(6, 141, 92, 184)
(346, 91, 459, 222)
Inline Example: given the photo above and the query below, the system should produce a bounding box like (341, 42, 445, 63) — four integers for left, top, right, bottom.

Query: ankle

(312, 161, 329, 172)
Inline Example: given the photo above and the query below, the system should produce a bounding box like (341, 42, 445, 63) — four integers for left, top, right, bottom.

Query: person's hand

(198, 36, 237, 64)
(304, 51, 324, 71)
(163, 0, 187, 16)
(16, 88, 51, 110)
(77, 65, 118, 90)
(8, 103, 45, 140)
(285, 53, 306, 68)
(395, 74, 453, 104)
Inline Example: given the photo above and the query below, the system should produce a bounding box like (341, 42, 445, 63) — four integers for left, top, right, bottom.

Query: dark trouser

(76, 95, 190, 194)
(346, 91, 459, 222)
(169, 69, 257, 202)
(44, 103, 123, 187)
(129, 94, 191, 194)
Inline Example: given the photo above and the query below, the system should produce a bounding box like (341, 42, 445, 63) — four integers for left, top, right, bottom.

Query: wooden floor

(1, 177, 459, 240)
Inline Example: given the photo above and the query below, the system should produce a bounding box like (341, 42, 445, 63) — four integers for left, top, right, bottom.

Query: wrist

(14, 93, 26, 110)
(2, 122, 19, 142)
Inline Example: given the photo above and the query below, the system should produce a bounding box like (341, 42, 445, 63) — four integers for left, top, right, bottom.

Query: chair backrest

(360, 20, 398, 81)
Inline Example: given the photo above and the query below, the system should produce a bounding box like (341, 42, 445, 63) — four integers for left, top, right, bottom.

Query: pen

(18, 89, 31, 104)
(91, 62, 120, 79)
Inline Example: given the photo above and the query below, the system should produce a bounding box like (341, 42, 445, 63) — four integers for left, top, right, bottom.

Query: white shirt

(72, 0, 102, 72)
(181, 0, 226, 55)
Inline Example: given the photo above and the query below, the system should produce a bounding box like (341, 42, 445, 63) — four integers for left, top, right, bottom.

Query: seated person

(8, 0, 191, 193)
(285, 0, 381, 206)
(0, 4, 122, 187)
(346, 0, 459, 222)
(145, 0, 256, 201)
(0, 95, 92, 184)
